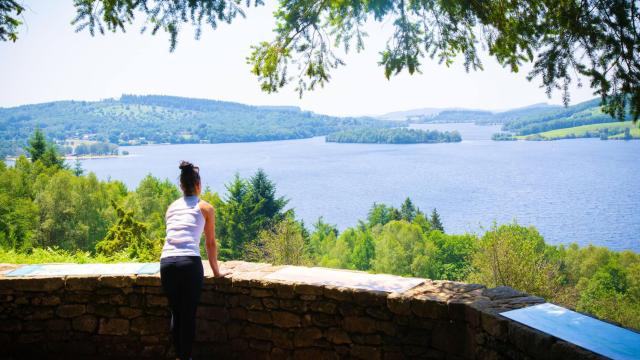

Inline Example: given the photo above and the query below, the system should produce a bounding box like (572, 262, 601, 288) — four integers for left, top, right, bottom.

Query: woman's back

(161, 195, 204, 258)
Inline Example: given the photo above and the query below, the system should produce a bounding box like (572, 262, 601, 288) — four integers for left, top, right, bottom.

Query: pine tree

(430, 208, 444, 232)
(248, 168, 288, 226)
(27, 128, 47, 162)
(400, 197, 417, 222)
(40, 144, 65, 169)
(73, 158, 84, 176)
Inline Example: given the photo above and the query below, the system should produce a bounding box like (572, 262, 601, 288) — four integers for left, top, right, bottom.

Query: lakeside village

(4, 131, 212, 161)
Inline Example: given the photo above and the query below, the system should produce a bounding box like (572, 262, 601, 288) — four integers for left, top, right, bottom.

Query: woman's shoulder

(198, 200, 215, 215)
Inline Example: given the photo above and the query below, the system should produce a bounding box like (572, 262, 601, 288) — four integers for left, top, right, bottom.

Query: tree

(247, 168, 289, 229)
(429, 208, 444, 232)
(245, 216, 307, 266)
(5, 1, 637, 121)
(371, 220, 428, 277)
(96, 201, 160, 261)
(400, 197, 417, 222)
(26, 128, 47, 162)
(367, 203, 401, 228)
(41, 144, 65, 169)
(468, 222, 561, 299)
(73, 158, 84, 176)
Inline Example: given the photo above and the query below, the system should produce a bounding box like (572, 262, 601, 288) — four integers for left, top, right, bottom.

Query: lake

(76, 123, 639, 252)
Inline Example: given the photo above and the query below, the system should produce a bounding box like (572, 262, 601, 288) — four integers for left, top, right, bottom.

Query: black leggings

(160, 256, 203, 359)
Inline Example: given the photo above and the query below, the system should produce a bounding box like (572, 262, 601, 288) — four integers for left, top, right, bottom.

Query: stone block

(280, 299, 307, 313)
(366, 306, 391, 320)
(98, 275, 134, 289)
(200, 290, 226, 306)
(352, 289, 388, 307)
(274, 283, 296, 299)
(56, 304, 87, 318)
(508, 322, 553, 360)
(480, 310, 509, 338)
(411, 298, 448, 319)
(250, 288, 273, 298)
(98, 318, 129, 336)
(293, 283, 324, 296)
(5, 277, 64, 292)
(482, 286, 525, 300)
(323, 286, 353, 302)
(249, 339, 272, 352)
(118, 306, 142, 319)
(243, 324, 272, 340)
(72, 314, 97, 332)
(65, 276, 98, 291)
(352, 334, 382, 345)
(247, 310, 272, 325)
(198, 306, 230, 322)
(131, 316, 167, 335)
(46, 318, 70, 331)
(88, 303, 117, 318)
(375, 320, 396, 336)
(135, 275, 161, 287)
(26, 308, 54, 320)
(272, 311, 301, 328)
(387, 294, 411, 315)
(262, 297, 279, 309)
(309, 300, 337, 314)
(195, 319, 227, 342)
(344, 316, 377, 334)
(326, 328, 351, 344)
(146, 295, 168, 307)
(311, 313, 337, 327)
(293, 348, 338, 360)
(293, 327, 323, 347)
(350, 344, 381, 360)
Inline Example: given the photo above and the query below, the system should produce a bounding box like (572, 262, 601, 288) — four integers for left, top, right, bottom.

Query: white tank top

(161, 195, 205, 259)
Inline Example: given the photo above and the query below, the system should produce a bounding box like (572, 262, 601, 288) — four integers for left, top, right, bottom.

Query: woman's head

(179, 160, 201, 196)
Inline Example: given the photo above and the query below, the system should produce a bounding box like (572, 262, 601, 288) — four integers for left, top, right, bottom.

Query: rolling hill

(0, 95, 397, 157)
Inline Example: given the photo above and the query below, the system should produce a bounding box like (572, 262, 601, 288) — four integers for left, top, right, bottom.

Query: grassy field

(516, 121, 640, 140)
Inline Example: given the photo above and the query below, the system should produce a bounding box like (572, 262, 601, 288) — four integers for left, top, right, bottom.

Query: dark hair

(179, 160, 200, 196)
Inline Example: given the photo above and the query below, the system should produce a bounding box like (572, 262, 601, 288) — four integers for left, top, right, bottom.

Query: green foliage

(216, 170, 290, 260)
(96, 201, 160, 262)
(245, 216, 308, 266)
(326, 127, 461, 144)
(491, 133, 516, 141)
(468, 222, 561, 299)
(0, 0, 24, 42)
(429, 209, 444, 232)
(372, 220, 430, 277)
(26, 128, 47, 162)
(0, 95, 395, 157)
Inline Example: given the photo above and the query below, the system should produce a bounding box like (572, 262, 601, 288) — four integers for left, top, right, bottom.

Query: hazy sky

(0, 1, 596, 116)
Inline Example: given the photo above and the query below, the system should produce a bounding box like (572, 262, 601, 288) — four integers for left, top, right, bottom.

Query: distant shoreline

(5, 154, 127, 161)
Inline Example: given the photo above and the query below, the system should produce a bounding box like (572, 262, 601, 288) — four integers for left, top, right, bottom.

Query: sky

(0, 1, 596, 117)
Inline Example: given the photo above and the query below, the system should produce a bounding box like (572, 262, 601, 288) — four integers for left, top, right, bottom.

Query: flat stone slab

(263, 266, 424, 293)
(4, 263, 160, 277)
(502, 303, 640, 360)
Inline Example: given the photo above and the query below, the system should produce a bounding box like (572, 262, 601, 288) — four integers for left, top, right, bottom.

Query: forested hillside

(501, 98, 624, 135)
(0, 95, 395, 157)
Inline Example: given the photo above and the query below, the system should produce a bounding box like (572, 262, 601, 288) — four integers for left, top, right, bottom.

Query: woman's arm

(200, 201, 229, 278)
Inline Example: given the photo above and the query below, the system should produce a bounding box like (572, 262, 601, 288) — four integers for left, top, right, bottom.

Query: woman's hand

(214, 270, 231, 278)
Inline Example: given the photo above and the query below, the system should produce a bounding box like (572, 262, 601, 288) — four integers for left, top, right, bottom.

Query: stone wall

(0, 261, 605, 359)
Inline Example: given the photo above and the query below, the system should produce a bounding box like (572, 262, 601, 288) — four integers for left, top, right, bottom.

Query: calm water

(74, 123, 639, 252)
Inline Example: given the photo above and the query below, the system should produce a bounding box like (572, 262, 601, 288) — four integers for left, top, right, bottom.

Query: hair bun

(179, 161, 194, 171)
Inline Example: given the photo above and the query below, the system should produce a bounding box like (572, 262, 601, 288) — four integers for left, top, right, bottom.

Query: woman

(160, 161, 229, 360)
